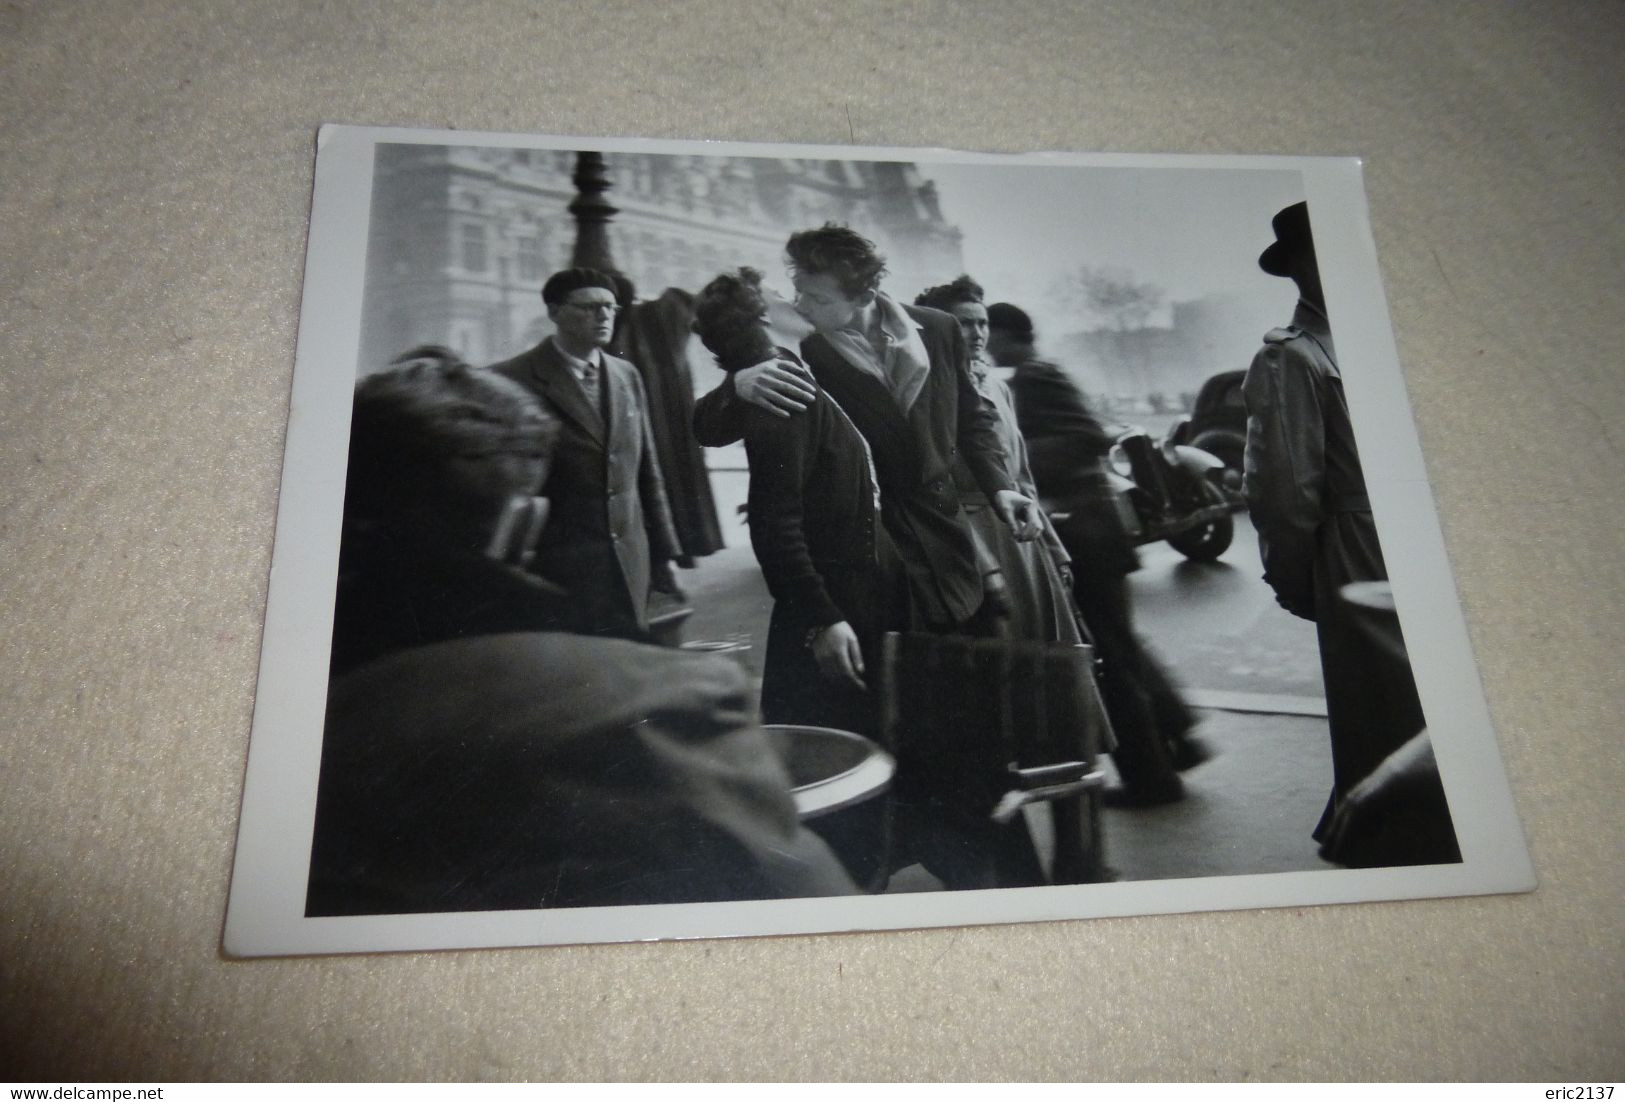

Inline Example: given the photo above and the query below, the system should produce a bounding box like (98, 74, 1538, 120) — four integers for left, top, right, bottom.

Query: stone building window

(516, 236, 544, 282)
(460, 223, 487, 272)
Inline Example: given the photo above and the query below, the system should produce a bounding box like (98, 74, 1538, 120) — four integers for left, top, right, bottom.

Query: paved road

(1130, 510, 1327, 709)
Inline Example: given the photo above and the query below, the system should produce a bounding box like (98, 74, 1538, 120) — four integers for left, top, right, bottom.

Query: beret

(541, 267, 619, 306)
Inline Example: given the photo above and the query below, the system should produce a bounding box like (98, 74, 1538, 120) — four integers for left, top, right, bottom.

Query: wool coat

(1243, 299, 1427, 833)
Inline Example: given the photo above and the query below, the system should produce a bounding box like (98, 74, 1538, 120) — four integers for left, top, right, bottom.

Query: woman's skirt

(959, 498, 1084, 648)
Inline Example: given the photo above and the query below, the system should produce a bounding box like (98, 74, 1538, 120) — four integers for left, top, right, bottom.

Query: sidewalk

(1096, 709, 1335, 881)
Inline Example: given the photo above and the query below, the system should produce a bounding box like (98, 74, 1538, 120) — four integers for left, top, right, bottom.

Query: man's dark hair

(915, 274, 985, 313)
(541, 267, 619, 306)
(347, 346, 558, 524)
(692, 268, 778, 373)
(785, 223, 887, 298)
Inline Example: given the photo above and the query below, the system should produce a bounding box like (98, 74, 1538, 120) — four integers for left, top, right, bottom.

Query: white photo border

(223, 125, 1534, 958)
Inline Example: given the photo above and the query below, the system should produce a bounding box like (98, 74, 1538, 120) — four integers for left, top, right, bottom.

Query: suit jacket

(491, 338, 680, 637)
(307, 633, 859, 914)
(694, 302, 1016, 626)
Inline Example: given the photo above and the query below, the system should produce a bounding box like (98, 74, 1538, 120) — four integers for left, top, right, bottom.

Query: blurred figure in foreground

(328, 347, 566, 674)
(988, 303, 1206, 806)
(308, 349, 855, 916)
(1242, 202, 1443, 855)
(1315, 583, 1459, 867)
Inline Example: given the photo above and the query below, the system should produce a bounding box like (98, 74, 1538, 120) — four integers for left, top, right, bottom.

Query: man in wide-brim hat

(1240, 202, 1455, 866)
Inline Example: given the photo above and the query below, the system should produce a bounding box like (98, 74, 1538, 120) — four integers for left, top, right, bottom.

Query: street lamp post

(569, 152, 619, 274)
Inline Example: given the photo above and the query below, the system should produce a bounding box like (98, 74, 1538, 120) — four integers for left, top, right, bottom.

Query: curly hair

(346, 346, 559, 522)
(914, 274, 985, 313)
(784, 223, 888, 298)
(692, 268, 778, 373)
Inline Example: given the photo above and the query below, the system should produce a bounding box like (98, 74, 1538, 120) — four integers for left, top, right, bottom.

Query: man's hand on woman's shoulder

(734, 357, 817, 417)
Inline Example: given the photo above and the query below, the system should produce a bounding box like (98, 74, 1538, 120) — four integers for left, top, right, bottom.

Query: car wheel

(1165, 482, 1234, 561)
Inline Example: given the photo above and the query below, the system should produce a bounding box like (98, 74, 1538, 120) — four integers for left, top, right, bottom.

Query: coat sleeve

(1242, 338, 1324, 620)
(742, 406, 847, 630)
(630, 369, 681, 565)
(948, 323, 1017, 501)
(690, 376, 748, 447)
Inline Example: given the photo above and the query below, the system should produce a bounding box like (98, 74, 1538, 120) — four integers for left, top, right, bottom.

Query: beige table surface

(3, 0, 1621, 1082)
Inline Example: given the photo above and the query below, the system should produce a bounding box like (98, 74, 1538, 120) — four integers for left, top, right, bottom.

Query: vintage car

(1104, 426, 1239, 562)
(1169, 369, 1248, 473)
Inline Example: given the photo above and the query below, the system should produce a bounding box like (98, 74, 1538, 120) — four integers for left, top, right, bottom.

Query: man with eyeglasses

(491, 268, 682, 641)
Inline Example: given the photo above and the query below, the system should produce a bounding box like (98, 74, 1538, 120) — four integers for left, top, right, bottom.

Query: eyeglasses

(563, 300, 620, 315)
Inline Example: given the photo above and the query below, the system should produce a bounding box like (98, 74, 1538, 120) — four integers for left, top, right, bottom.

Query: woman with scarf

(913, 276, 1084, 652)
(988, 301, 1204, 805)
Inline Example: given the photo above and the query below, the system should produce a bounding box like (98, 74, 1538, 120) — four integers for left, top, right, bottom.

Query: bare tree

(1050, 265, 1168, 400)
(1054, 265, 1166, 332)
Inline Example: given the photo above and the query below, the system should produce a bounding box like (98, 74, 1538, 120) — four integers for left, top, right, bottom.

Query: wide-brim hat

(1258, 201, 1313, 277)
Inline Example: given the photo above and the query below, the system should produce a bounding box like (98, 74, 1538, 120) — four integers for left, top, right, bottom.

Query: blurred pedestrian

(989, 303, 1206, 805)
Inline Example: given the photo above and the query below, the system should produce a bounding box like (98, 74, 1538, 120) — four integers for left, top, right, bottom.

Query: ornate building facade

(358, 144, 965, 371)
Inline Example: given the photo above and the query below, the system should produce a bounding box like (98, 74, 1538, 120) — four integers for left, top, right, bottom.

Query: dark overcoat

(1006, 357, 1139, 579)
(1242, 300, 1427, 830)
(491, 338, 680, 638)
(617, 288, 725, 559)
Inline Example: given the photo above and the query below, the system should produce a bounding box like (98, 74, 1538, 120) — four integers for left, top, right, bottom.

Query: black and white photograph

(224, 126, 1532, 956)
